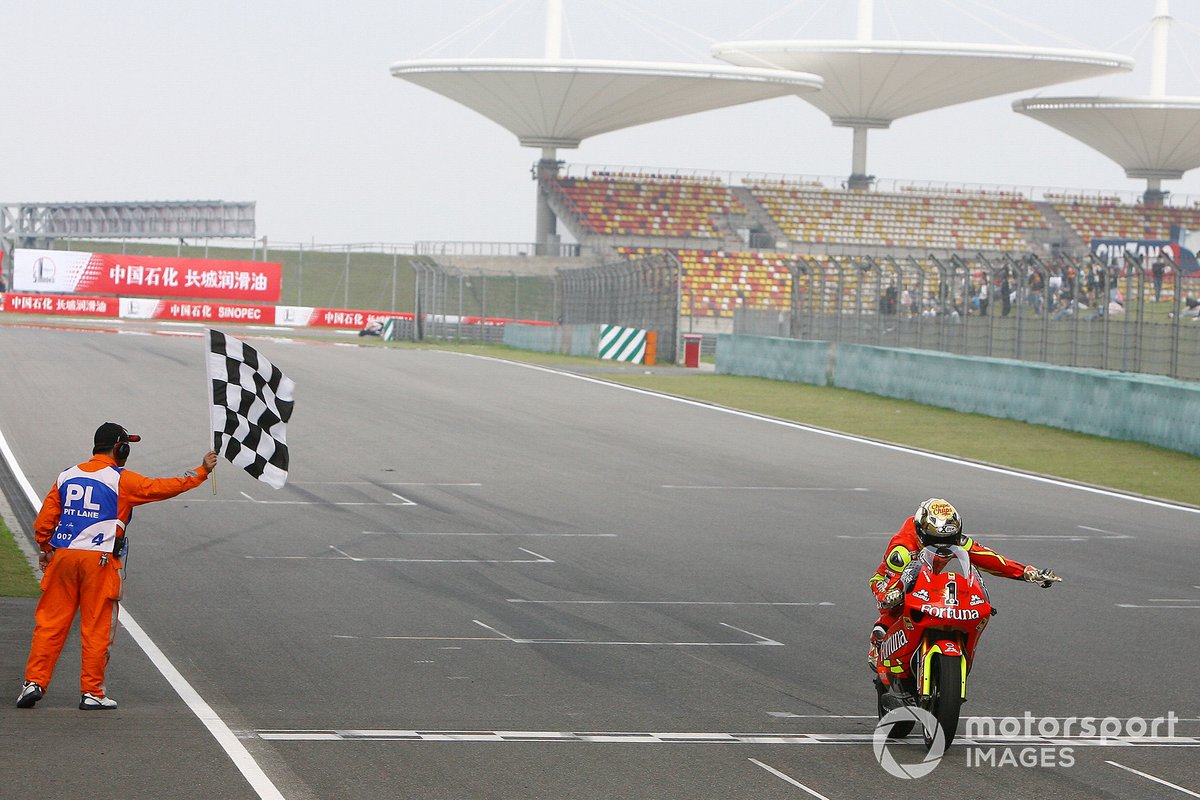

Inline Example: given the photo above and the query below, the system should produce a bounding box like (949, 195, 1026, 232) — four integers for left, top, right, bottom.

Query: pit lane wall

(717, 334, 1200, 458)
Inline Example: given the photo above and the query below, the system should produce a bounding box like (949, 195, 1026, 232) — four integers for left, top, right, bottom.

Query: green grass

(0, 516, 39, 597)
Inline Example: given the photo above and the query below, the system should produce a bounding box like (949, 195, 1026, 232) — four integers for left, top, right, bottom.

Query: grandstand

(1048, 195, 1200, 243)
(555, 174, 744, 240)
(542, 166, 1200, 326)
(744, 181, 1047, 251)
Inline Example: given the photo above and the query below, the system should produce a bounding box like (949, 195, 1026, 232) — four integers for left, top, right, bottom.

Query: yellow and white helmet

(914, 498, 964, 547)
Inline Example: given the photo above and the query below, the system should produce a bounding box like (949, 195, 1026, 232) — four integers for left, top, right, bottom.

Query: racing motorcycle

(873, 544, 998, 751)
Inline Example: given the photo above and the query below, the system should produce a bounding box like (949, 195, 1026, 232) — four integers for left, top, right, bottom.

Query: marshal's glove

(879, 588, 904, 609)
(1023, 565, 1062, 588)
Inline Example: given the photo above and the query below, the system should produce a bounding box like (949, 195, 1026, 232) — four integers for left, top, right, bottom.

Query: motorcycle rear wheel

(924, 654, 963, 751)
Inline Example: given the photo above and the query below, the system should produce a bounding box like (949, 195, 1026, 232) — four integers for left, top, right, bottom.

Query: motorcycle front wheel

(924, 654, 963, 751)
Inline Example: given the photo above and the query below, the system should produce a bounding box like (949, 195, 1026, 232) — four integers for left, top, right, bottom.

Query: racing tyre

(924, 654, 963, 751)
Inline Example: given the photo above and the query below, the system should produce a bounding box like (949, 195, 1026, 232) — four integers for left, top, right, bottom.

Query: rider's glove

(880, 588, 903, 609)
(1023, 565, 1061, 588)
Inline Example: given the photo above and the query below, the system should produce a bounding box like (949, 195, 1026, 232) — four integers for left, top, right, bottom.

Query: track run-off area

(0, 322, 1198, 799)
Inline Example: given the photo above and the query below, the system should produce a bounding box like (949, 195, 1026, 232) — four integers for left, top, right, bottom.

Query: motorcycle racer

(867, 498, 1060, 669)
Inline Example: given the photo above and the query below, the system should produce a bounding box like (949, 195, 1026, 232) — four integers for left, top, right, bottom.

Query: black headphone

(112, 426, 132, 460)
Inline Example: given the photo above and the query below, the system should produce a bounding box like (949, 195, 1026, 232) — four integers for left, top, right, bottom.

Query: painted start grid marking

(255, 729, 1200, 747)
(246, 545, 554, 564)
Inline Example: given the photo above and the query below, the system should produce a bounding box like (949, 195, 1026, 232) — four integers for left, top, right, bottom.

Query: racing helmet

(914, 498, 964, 547)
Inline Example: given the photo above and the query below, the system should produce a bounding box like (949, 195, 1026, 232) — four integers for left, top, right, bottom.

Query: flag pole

(205, 328, 217, 496)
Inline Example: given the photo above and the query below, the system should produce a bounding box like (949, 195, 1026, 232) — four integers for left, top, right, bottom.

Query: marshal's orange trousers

(24, 549, 123, 696)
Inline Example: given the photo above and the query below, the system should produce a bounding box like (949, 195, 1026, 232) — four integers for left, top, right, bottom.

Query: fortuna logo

(880, 629, 909, 660)
(912, 589, 930, 602)
(970, 595, 986, 606)
(920, 604, 981, 620)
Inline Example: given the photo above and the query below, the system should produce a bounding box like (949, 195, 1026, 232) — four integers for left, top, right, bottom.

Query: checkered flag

(205, 329, 296, 489)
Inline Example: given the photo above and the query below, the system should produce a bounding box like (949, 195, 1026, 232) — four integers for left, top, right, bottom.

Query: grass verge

(0, 515, 39, 597)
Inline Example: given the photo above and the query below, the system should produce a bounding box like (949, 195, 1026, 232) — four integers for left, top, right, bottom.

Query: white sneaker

(79, 692, 117, 710)
(16, 682, 44, 709)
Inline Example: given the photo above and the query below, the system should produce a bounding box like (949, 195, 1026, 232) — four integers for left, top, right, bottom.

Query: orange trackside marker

(644, 331, 657, 366)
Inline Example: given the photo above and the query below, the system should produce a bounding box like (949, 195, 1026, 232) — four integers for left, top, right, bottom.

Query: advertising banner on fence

(4, 293, 119, 317)
(273, 306, 403, 328)
(13, 249, 283, 302)
(119, 298, 273, 324)
(1090, 238, 1200, 274)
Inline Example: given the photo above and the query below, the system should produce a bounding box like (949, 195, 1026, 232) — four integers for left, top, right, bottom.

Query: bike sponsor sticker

(879, 629, 909, 660)
(912, 589, 930, 602)
(970, 595, 986, 606)
(920, 604, 981, 621)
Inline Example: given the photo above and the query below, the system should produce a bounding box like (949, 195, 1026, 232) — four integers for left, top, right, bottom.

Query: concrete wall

(504, 323, 601, 358)
(717, 334, 1200, 457)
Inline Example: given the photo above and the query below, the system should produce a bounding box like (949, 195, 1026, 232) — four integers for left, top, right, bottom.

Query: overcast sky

(6, 1, 1200, 247)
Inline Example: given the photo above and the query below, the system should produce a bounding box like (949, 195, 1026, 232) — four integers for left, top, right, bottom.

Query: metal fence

(401, 258, 560, 343)
(734, 253, 1200, 381)
(559, 251, 681, 363)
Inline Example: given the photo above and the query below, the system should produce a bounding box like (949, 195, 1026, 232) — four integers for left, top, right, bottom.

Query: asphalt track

(0, 321, 1198, 799)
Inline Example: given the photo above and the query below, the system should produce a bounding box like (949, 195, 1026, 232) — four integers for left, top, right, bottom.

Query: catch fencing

(558, 251, 680, 363)
(733, 253, 1200, 381)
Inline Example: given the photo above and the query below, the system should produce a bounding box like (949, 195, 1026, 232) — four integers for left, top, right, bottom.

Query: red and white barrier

(4, 293, 119, 318)
(1, 293, 551, 330)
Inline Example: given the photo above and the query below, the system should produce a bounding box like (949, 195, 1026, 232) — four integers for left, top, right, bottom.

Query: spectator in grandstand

(1168, 297, 1200, 320)
(1051, 290, 1079, 321)
(922, 293, 940, 318)
(879, 285, 897, 315)
(1027, 271, 1045, 315)
(900, 287, 913, 317)
(1152, 257, 1167, 302)
(999, 270, 1012, 317)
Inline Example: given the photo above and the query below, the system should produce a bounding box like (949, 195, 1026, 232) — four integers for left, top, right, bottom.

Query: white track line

(466, 619, 783, 647)
(0, 426, 285, 800)
(1107, 760, 1200, 797)
(506, 599, 833, 606)
(363, 531, 616, 537)
(660, 485, 868, 491)
(450, 353, 1200, 516)
(749, 759, 832, 800)
(245, 545, 554, 564)
(250, 729, 1200, 747)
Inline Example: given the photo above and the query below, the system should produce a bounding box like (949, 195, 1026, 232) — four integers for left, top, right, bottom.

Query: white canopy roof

(390, 58, 823, 149)
(1013, 96, 1200, 179)
(711, 41, 1133, 127)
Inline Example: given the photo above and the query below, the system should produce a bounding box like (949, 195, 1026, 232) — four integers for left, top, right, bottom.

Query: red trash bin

(683, 334, 703, 368)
